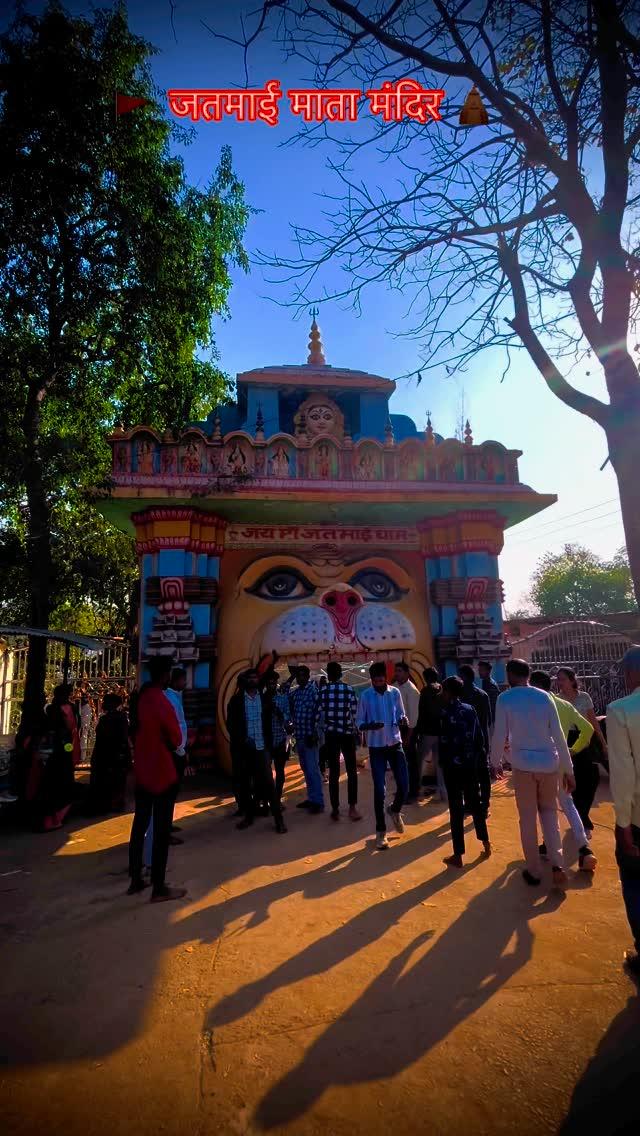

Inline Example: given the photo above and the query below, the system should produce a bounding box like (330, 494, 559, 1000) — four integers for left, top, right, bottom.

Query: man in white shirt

(606, 645, 640, 979)
(393, 661, 421, 801)
(357, 661, 409, 850)
(491, 658, 575, 888)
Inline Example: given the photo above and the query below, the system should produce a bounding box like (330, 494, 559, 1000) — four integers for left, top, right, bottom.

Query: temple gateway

(100, 318, 555, 770)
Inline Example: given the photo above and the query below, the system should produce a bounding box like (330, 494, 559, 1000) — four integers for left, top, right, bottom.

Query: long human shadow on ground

(242, 865, 566, 1130)
(558, 986, 640, 1134)
(0, 781, 451, 1066)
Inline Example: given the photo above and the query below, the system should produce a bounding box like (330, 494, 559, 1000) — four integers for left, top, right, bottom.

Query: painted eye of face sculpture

(247, 568, 315, 601)
(306, 405, 336, 435)
(349, 569, 403, 603)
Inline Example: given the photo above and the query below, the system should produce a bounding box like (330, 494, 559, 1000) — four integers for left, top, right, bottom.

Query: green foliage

(529, 545, 635, 618)
(0, 3, 250, 637)
(0, 499, 137, 635)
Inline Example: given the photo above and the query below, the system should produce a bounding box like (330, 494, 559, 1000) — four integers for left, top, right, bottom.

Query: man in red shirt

(128, 656, 187, 903)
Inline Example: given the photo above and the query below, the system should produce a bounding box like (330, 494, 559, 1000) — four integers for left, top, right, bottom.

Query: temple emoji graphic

(100, 317, 555, 769)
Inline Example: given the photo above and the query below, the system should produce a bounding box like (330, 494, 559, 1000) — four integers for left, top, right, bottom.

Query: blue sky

(23, 0, 628, 610)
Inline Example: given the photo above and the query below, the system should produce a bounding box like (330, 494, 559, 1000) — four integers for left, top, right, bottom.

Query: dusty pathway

(1, 763, 639, 1136)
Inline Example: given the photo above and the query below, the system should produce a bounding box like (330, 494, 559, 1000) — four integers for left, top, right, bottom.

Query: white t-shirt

(573, 690, 594, 717)
(393, 680, 420, 728)
(490, 685, 573, 775)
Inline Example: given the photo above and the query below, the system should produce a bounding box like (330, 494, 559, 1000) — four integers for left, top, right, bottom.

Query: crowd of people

(5, 643, 640, 975)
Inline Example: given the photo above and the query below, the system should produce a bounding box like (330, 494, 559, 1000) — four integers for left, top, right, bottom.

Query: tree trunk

(20, 387, 53, 729)
(607, 392, 640, 613)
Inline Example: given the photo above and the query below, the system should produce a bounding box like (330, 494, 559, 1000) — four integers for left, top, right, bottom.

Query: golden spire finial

(307, 306, 326, 365)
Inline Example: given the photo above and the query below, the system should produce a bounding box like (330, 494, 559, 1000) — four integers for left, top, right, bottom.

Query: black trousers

(319, 742, 329, 775)
(324, 732, 358, 811)
(237, 743, 282, 823)
(271, 744, 288, 801)
(129, 784, 175, 891)
(572, 744, 600, 827)
(443, 763, 489, 856)
(478, 761, 492, 816)
(404, 730, 421, 799)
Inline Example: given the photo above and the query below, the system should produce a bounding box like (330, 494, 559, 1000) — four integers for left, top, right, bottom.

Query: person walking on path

(478, 661, 500, 728)
(459, 664, 492, 817)
(393, 661, 421, 801)
(414, 666, 445, 801)
(319, 661, 361, 822)
(357, 661, 409, 851)
(439, 676, 491, 868)
(89, 692, 131, 814)
(226, 669, 286, 833)
(490, 658, 575, 889)
(262, 671, 293, 806)
(128, 656, 187, 903)
(164, 667, 188, 843)
(290, 666, 324, 814)
(557, 666, 608, 834)
(606, 645, 640, 979)
(530, 670, 598, 873)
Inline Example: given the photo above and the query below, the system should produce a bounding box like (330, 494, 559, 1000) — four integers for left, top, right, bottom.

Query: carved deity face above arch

(294, 393, 344, 440)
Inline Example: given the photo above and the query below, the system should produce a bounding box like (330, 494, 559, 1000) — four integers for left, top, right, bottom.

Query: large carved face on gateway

(215, 549, 433, 753)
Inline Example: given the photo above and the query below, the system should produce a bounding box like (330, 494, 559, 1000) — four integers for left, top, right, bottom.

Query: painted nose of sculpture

(320, 585, 363, 640)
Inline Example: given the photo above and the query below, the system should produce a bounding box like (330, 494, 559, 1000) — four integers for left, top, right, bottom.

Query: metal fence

(510, 619, 632, 715)
(0, 636, 136, 741)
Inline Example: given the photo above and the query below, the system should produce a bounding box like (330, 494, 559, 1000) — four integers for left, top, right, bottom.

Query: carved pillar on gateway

(132, 508, 226, 763)
(418, 512, 511, 681)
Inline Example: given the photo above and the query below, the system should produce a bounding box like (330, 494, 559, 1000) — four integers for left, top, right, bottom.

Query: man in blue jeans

(357, 661, 409, 850)
(607, 645, 640, 979)
(290, 666, 324, 814)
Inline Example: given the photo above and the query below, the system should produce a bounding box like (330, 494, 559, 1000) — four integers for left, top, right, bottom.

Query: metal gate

(0, 636, 136, 738)
(509, 619, 632, 715)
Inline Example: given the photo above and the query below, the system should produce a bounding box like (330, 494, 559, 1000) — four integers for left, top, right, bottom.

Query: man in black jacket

(226, 669, 286, 834)
(458, 664, 492, 818)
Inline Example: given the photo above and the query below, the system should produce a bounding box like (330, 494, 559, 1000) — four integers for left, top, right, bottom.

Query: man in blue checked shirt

(262, 671, 293, 805)
(290, 665, 324, 813)
(357, 661, 409, 850)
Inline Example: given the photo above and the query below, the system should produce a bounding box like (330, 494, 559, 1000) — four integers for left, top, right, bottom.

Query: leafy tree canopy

(528, 543, 635, 617)
(0, 3, 250, 699)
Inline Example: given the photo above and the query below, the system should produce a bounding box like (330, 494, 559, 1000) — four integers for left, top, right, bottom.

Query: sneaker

(579, 847, 598, 872)
(150, 886, 188, 903)
(0, 790, 18, 803)
(539, 843, 548, 859)
(308, 803, 325, 815)
(552, 867, 568, 889)
(376, 832, 390, 851)
(387, 807, 405, 834)
(443, 853, 463, 868)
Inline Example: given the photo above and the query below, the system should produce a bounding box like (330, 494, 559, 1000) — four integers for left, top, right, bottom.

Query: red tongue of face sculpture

(320, 586, 364, 643)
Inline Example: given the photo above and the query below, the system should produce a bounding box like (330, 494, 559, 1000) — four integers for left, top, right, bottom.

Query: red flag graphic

(115, 93, 150, 116)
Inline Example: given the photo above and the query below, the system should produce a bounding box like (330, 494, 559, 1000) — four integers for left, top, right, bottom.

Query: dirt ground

(1, 760, 639, 1136)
